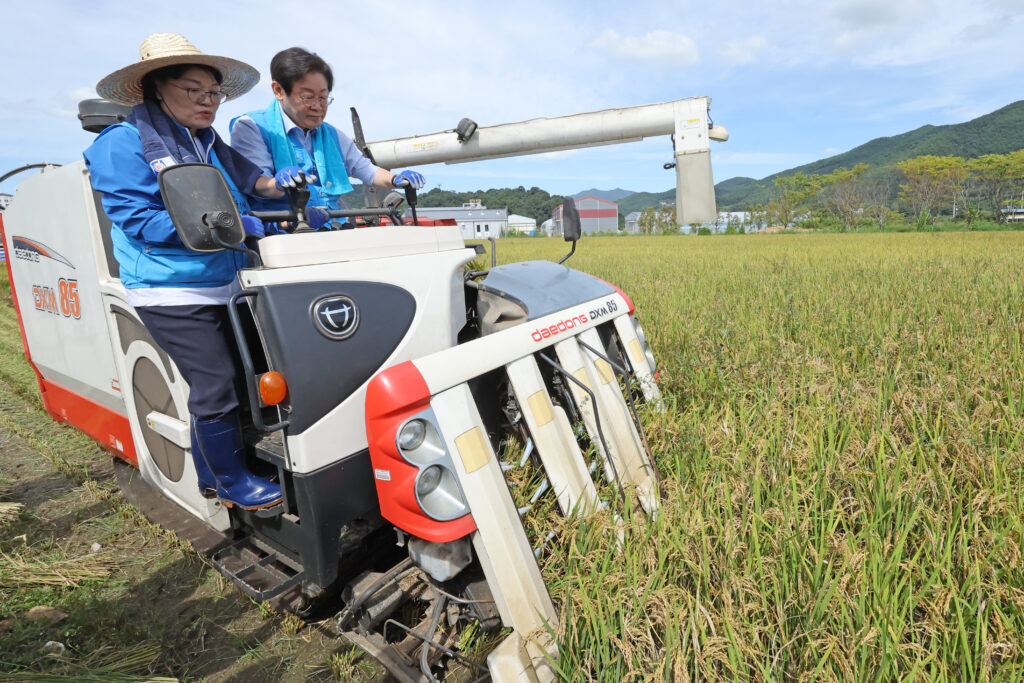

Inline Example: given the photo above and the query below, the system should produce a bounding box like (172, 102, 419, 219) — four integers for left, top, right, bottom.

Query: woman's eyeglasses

(168, 82, 227, 104)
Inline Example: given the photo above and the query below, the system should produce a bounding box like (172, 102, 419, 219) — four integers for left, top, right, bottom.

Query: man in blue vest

(230, 47, 424, 227)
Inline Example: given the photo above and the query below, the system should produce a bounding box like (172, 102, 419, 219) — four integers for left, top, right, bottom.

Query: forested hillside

(416, 186, 565, 224)
(714, 99, 1024, 209)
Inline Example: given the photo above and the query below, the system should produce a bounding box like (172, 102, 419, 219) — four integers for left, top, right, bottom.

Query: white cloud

(718, 36, 767, 66)
(590, 29, 700, 65)
(960, 15, 1012, 40)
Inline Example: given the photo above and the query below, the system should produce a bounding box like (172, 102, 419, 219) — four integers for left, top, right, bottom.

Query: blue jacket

(84, 122, 249, 289)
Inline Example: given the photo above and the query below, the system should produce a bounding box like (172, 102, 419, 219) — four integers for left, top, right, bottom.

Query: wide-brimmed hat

(96, 33, 259, 106)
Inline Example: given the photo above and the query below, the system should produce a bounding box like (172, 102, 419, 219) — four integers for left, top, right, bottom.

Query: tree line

(416, 186, 565, 225)
(750, 150, 1024, 231)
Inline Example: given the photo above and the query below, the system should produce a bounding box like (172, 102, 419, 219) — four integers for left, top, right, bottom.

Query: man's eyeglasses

(168, 82, 227, 104)
(297, 94, 334, 106)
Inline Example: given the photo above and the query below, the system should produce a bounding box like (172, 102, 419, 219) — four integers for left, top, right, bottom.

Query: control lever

(281, 172, 315, 232)
(393, 178, 419, 226)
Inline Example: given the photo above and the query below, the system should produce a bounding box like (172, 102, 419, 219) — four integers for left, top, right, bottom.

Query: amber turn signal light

(259, 371, 288, 405)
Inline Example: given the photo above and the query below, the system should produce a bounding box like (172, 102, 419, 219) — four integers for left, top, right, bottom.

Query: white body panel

(258, 225, 466, 269)
(429, 384, 558, 680)
(107, 306, 228, 530)
(4, 162, 228, 529)
(412, 293, 630, 394)
(505, 356, 600, 517)
(239, 228, 476, 474)
(3, 163, 124, 414)
(559, 328, 658, 512)
(613, 314, 661, 403)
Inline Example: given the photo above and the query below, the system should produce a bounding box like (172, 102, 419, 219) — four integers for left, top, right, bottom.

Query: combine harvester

(1, 97, 726, 681)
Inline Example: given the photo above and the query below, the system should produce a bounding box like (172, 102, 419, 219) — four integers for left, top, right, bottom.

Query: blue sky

(1, 0, 1021, 197)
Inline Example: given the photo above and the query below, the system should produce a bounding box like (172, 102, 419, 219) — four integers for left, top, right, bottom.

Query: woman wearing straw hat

(83, 33, 301, 510)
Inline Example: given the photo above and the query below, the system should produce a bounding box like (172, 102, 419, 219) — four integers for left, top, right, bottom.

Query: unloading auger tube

(360, 96, 728, 226)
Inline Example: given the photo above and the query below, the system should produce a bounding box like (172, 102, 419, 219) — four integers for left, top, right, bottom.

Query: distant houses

(408, 195, 759, 239)
(506, 214, 537, 235)
(406, 200, 507, 240)
(624, 211, 641, 233)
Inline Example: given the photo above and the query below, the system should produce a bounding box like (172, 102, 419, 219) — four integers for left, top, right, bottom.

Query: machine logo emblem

(11, 236, 75, 269)
(312, 295, 359, 340)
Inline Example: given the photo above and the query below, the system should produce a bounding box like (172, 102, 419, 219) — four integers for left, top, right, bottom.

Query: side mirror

(562, 199, 582, 242)
(158, 163, 244, 252)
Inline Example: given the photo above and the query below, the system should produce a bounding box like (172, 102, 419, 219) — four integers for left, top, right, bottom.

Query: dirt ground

(0, 305, 380, 681)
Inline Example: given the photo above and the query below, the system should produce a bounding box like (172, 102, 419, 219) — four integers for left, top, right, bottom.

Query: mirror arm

(557, 239, 577, 265)
(214, 232, 262, 267)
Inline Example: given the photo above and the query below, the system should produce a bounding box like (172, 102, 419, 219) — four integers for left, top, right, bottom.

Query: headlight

(397, 412, 471, 521)
(398, 419, 426, 451)
(417, 465, 442, 496)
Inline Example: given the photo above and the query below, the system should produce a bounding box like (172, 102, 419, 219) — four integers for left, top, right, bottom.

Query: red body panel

(365, 361, 476, 542)
(38, 378, 137, 464)
(1, 215, 138, 466)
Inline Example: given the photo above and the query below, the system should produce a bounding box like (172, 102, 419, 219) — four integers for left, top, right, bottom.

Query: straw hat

(96, 33, 259, 106)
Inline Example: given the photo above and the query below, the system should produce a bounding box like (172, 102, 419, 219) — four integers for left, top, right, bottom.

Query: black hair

(141, 63, 223, 101)
(270, 47, 334, 94)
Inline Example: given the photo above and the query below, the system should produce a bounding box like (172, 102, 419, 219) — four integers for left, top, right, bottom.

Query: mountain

(620, 100, 1024, 212)
(618, 189, 675, 217)
(571, 188, 636, 202)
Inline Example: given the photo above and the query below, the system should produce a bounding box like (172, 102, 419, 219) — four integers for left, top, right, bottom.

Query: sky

(1, 0, 1022, 197)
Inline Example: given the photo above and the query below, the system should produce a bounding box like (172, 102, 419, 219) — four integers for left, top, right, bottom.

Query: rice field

(3, 230, 1024, 680)
(495, 232, 1024, 681)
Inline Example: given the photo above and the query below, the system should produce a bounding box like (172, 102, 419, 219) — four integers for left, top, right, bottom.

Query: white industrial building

(623, 211, 641, 233)
(506, 214, 537, 236)
(406, 200, 508, 240)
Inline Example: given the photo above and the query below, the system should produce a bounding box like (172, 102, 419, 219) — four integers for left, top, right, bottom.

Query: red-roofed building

(552, 196, 619, 235)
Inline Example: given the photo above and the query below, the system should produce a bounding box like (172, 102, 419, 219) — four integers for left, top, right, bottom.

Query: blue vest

(234, 102, 353, 213)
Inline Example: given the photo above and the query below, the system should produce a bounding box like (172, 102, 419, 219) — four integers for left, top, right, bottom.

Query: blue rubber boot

(192, 412, 282, 510)
(189, 418, 217, 497)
